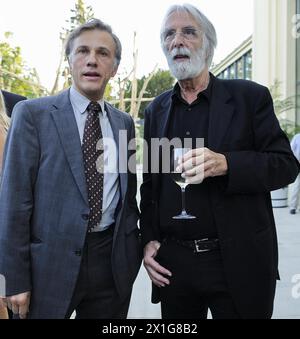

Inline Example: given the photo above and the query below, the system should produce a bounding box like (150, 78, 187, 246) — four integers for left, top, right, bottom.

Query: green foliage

(128, 69, 174, 163)
(61, 0, 95, 41)
(104, 82, 113, 101)
(123, 69, 175, 116)
(137, 69, 175, 114)
(140, 69, 175, 98)
(54, 0, 96, 91)
(278, 119, 300, 141)
(269, 80, 300, 140)
(0, 33, 46, 98)
(270, 80, 295, 116)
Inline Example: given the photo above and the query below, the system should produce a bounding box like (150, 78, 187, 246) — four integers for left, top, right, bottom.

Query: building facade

(212, 0, 299, 125)
(212, 37, 252, 81)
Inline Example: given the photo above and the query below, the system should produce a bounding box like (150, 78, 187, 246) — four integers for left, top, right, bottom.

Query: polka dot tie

(82, 102, 104, 232)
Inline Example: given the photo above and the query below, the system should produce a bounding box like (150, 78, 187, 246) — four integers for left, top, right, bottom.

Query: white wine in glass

(171, 148, 196, 220)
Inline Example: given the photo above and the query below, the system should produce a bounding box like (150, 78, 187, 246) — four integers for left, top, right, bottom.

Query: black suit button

(82, 214, 89, 221)
(75, 249, 82, 257)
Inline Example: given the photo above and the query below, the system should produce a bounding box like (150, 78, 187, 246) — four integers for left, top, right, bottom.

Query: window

(223, 69, 229, 79)
(215, 50, 252, 81)
(229, 64, 236, 79)
(237, 58, 244, 79)
(244, 52, 252, 80)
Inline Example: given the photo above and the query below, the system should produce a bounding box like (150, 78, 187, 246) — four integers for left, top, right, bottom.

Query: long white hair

(161, 3, 217, 69)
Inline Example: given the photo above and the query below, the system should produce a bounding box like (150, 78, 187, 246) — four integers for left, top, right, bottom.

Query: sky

(0, 0, 253, 91)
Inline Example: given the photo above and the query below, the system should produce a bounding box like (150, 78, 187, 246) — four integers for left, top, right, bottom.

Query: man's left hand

(177, 148, 228, 184)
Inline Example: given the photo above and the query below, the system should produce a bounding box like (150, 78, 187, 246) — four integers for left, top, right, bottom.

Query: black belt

(165, 237, 220, 253)
(87, 223, 115, 237)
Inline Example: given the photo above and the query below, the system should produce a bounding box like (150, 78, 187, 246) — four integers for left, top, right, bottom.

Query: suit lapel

(151, 94, 173, 198)
(105, 104, 127, 202)
(208, 78, 235, 150)
(51, 90, 88, 205)
(156, 80, 234, 150)
(150, 79, 234, 202)
(158, 95, 174, 139)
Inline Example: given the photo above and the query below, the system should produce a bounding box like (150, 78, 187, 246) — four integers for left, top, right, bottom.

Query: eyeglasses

(163, 27, 202, 43)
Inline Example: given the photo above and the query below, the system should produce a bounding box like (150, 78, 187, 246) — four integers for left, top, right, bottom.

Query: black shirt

(158, 77, 218, 240)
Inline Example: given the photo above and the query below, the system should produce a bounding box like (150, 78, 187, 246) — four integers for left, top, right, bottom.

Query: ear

(111, 65, 118, 78)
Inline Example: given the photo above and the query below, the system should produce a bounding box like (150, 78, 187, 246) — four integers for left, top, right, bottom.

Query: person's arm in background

(291, 134, 300, 163)
(126, 115, 140, 222)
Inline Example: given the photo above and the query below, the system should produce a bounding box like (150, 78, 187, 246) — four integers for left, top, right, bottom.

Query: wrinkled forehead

(73, 29, 115, 48)
(163, 9, 200, 30)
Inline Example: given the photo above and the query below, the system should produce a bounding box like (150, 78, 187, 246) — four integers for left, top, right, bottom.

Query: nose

(170, 32, 185, 49)
(87, 50, 97, 67)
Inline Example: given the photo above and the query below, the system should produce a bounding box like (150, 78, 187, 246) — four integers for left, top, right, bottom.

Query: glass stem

(181, 186, 187, 215)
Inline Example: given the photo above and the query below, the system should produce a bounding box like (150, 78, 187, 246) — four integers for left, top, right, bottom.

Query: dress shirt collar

(70, 86, 106, 117)
(172, 72, 213, 103)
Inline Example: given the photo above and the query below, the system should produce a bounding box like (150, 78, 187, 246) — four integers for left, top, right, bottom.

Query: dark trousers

(157, 240, 240, 319)
(65, 229, 131, 319)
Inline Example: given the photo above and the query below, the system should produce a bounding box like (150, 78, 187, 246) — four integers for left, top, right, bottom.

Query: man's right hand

(3, 292, 31, 319)
(143, 241, 172, 287)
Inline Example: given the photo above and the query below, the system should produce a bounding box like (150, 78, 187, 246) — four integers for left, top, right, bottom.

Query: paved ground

(273, 207, 300, 319)
(128, 201, 300, 319)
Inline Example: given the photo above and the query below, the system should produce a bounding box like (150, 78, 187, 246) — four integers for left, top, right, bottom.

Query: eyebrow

(75, 45, 89, 50)
(75, 45, 112, 53)
(166, 25, 198, 30)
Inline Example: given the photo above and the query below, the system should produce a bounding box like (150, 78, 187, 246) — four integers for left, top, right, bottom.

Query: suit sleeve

(126, 116, 140, 222)
(224, 87, 300, 194)
(0, 101, 40, 296)
(140, 107, 158, 247)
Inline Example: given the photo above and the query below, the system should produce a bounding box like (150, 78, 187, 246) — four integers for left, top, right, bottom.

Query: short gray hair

(160, 4, 217, 68)
(65, 18, 122, 68)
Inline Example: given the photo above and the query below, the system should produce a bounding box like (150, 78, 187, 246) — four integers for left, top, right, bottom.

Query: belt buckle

(194, 239, 210, 253)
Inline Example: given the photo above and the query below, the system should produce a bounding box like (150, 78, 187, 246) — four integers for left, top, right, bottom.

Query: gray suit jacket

(0, 90, 141, 318)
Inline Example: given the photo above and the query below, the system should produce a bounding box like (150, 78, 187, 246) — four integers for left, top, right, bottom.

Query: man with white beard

(140, 4, 299, 319)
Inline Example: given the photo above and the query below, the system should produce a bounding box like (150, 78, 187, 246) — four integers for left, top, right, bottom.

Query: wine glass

(171, 148, 196, 220)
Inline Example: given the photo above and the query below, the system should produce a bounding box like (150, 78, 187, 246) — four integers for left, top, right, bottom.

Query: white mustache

(170, 47, 192, 59)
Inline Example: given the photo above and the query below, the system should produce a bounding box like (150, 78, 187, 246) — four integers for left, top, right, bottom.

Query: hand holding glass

(171, 148, 196, 220)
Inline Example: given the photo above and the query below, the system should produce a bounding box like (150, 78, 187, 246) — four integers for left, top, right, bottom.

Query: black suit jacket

(140, 75, 300, 319)
(1, 90, 26, 117)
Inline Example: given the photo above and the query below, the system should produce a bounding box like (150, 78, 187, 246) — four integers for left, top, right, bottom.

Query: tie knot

(88, 102, 102, 114)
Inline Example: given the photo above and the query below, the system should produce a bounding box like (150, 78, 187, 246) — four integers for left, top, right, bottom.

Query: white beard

(165, 47, 206, 80)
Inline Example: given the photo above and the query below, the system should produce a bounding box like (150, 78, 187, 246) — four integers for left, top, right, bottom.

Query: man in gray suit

(0, 19, 141, 319)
